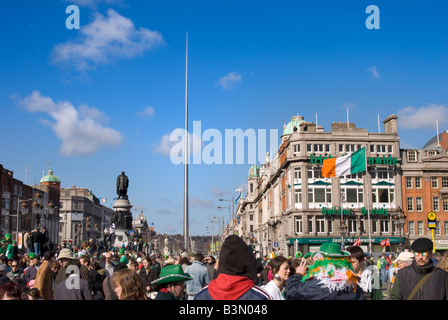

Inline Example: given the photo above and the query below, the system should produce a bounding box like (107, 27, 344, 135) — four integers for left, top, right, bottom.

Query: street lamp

(12, 196, 36, 243)
(394, 206, 406, 253)
(217, 205, 230, 236)
(340, 222, 348, 250)
(219, 198, 234, 234)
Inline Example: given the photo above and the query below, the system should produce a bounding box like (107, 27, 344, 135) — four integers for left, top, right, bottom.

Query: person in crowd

(194, 235, 271, 300)
(284, 243, 363, 300)
(179, 256, 191, 271)
(185, 253, 211, 299)
(437, 251, 448, 272)
(6, 259, 26, 289)
(50, 261, 60, 281)
(390, 238, 448, 300)
(377, 253, 389, 285)
(138, 256, 159, 295)
(54, 257, 93, 300)
(80, 255, 104, 300)
(113, 268, 146, 300)
(432, 252, 442, 267)
(0, 281, 22, 300)
(33, 250, 53, 300)
(102, 262, 127, 300)
(204, 255, 217, 280)
(346, 246, 372, 298)
(152, 264, 193, 300)
(102, 251, 116, 278)
(24, 255, 38, 285)
(389, 251, 414, 290)
(28, 287, 43, 300)
(261, 256, 291, 300)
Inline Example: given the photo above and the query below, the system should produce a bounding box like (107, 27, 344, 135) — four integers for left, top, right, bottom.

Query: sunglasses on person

(413, 251, 429, 256)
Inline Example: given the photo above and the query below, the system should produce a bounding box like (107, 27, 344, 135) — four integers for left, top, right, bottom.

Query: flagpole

(365, 146, 373, 254)
(184, 32, 190, 251)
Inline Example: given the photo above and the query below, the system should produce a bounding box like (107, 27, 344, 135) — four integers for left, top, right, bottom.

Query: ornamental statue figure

(116, 171, 129, 199)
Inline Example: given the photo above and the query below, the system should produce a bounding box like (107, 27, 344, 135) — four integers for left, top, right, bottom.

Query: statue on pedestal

(116, 171, 129, 200)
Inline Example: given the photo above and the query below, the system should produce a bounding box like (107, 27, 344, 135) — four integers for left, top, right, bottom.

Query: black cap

(410, 238, 433, 252)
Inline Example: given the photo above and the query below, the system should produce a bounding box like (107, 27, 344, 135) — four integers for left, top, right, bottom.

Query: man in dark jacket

(390, 237, 448, 300)
(194, 235, 271, 300)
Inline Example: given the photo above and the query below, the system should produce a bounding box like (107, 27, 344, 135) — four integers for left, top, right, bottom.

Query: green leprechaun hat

(151, 264, 193, 285)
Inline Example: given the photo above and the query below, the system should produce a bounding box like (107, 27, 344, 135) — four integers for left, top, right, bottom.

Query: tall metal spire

(183, 32, 190, 251)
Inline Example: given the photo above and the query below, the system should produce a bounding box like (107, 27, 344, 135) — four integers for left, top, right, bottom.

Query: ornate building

(237, 114, 405, 257)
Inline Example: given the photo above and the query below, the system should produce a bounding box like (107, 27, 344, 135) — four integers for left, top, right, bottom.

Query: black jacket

(390, 260, 448, 300)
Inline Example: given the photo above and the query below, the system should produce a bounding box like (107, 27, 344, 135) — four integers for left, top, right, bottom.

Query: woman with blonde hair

(113, 268, 147, 300)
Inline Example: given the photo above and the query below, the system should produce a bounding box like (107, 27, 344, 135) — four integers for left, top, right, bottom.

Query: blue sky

(1, 0, 447, 236)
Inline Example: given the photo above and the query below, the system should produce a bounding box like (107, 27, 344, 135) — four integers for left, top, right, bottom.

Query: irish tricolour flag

(322, 147, 367, 178)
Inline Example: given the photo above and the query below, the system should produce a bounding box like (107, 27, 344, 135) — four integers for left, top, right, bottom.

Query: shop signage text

(310, 154, 397, 165)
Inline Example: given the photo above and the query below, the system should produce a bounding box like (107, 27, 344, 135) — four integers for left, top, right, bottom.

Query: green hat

(151, 264, 193, 285)
(304, 243, 350, 260)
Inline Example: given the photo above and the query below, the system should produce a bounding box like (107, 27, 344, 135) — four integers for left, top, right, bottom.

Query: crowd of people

(0, 234, 447, 300)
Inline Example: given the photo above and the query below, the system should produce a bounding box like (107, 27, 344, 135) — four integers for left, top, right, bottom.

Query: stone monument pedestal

(111, 198, 133, 248)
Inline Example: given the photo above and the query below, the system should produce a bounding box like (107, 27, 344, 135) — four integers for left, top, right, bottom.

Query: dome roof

(40, 169, 61, 183)
(282, 115, 305, 135)
(248, 164, 259, 178)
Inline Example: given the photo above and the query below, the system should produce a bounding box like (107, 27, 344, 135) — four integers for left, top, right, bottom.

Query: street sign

(274, 242, 279, 248)
(428, 211, 437, 229)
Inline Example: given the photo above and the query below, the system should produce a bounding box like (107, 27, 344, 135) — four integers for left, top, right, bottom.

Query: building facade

(237, 114, 407, 257)
(401, 145, 448, 252)
(59, 186, 113, 246)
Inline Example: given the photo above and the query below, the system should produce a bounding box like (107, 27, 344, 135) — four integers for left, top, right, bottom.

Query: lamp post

(13, 196, 35, 244)
(394, 206, 406, 253)
(217, 205, 231, 236)
(219, 197, 234, 234)
(340, 222, 348, 250)
(206, 226, 214, 256)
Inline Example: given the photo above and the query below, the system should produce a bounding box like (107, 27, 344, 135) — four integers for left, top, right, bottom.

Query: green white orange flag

(322, 147, 367, 178)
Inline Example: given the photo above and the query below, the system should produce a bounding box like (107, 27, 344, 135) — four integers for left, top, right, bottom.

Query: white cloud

(218, 72, 242, 90)
(397, 104, 448, 130)
(19, 91, 123, 157)
(135, 106, 155, 118)
(367, 66, 380, 79)
(53, 9, 164, 71)
(189, 196, 214, 208)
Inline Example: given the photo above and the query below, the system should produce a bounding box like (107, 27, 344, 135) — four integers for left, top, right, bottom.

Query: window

(307, 166, 323, 179)
(339, 144, 344, 153)
(405, 177, 413, 189)
(380, 218, 389, 233)
(427, 150, 437, 156)
(295, 216, 303, 234)
(307, 144, 312, 153)
(432, 177, 438, 189)
(316, 216, 326, 233)
(348, 218, 357, 233)
(314, 144, 324, 152)
(294, 168, 301, 180)
(408, 221, 415, 235)
(407, 150, 417, 162)
(445, 221, 448, 236)
(308, 216, 313, 234)
(370, 145, 375, 153)
(249, 214, 253, 221)
(293, 144, 300, 154)
(435, 221, 441, 235)
(443, 198, 448, 212)
(341, 187, 363, 203)
(417, 221, 424, 235)
(433, 197, 440, 211)
(294, 189, 302, 205)
(308, 186, 332, 203)
(388, 145, 393, 153)
(442, 177, 448, 188)
(372, 187, 394, 204)
(377, 145, 386, 153)
(250, 183, 253, 193)
(415, 177, 422, 188)
(407, 197, 414, 211)
(416, 197, 423, 212)
(370, 168, 394, 180)
(345, 144, 355, 153)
